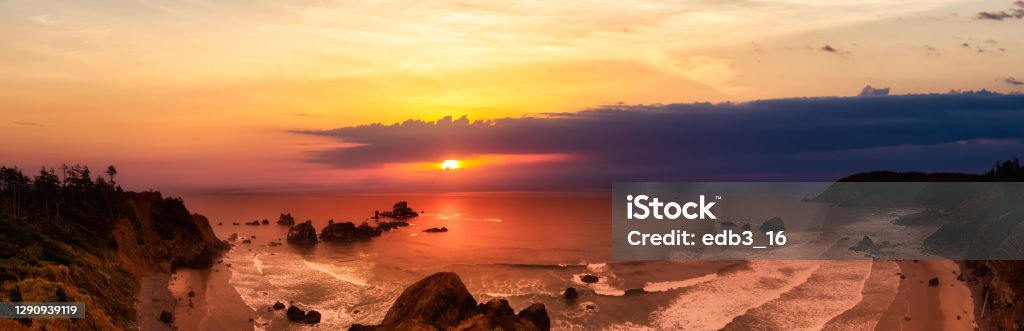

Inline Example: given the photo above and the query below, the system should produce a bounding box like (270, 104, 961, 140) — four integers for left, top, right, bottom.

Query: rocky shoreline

(350, 272, 550, 331)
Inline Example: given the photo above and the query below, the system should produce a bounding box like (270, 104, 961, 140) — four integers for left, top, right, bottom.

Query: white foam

(586, 263, 608, 273)
(643, 273, 718, 292)
(730, 260, 872, 330)
(653, 260, 821, 330)
(253, 254, 264, 275)
(303, 260, 369, 287)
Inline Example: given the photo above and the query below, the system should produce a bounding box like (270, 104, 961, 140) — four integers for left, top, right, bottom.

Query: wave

(303, 260, 370, 287)
(253, 254, 264, 275)
(653, 260, 821, 330)
(643, 273, 718, 293)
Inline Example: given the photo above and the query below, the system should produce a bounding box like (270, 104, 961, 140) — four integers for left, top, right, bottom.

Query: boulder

(563, 287, 578, 300)
(354, 222, 383, 239)
(273, 301, 285, 310)
(624, 288, 646, 296)
(347, 272, 549, 331)
(376, 272, 477, 329)
(159, 310, 173, 324)
(849, 235, 876, 252)
(517, 303, 551, 331)
(377, 221, 410, 231)
(304, 310, 321, 323)
(277, 213, 296, 225)
(286, 221, 318, 245)
(261, 219, 269, 225)
(245, 220, 260, 226)
(320, 222, 357, 242)
(759, 217, 786, 232)
(928, 277, 940, 286)
(423, 227, 449, 233)
(580, 275, 599, 283)
(226, 233, 238, 241)
(380, 201, 419, 219)
(286, 306, 305, 321)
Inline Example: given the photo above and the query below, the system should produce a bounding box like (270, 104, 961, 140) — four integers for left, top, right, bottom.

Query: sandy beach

(170, 266, 256, 331)
(877, 260, 977, 331)
(137, 264, 255, 331)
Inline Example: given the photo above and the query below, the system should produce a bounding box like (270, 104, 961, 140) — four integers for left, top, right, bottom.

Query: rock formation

(349, 272, 549, 331)
(424, 227, 449, 233)
(380, 201, 419, 219)
(277, 213, 296, 225)
(758, 217, 786, 232)
(286, 221, 318, 245)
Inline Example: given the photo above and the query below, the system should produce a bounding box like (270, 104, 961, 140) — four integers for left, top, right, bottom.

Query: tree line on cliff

(0, 164, 226, 330)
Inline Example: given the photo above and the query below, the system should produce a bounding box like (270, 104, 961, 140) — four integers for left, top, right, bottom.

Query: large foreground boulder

(287, 221, 318, 245)
(350, 272, 549, 331)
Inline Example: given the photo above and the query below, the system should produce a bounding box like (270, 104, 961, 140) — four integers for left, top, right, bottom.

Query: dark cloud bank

(977, 0, 1024, 20)
(301, 92, 1024, 190)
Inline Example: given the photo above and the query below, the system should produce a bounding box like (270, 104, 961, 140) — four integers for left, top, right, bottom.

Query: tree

(106, 165, 118, 185)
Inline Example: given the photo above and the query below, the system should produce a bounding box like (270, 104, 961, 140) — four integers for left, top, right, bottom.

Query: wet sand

(877, 260, 976, 331)
(136, 272, 175, 331)
(138, 265, 255, 331)
(170, 266, 256, 331)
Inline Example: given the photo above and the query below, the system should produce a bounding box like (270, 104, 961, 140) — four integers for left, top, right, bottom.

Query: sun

(441, 159, 460, 170)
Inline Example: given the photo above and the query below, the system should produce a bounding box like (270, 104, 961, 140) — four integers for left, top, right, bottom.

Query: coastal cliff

(0, 165, 227, 330)
(810, 158, 1024, 329)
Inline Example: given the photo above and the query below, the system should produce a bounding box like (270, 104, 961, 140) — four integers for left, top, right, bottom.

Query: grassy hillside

(0, 165, 227, 330)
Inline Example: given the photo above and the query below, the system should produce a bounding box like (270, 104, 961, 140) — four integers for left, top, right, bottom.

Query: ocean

(181, 193, 923, 330)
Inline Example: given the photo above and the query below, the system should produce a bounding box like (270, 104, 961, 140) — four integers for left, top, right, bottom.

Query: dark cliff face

(114, 192, 229, 273)
(964, 261, 1024, 330)
(0, 182, 227, 330)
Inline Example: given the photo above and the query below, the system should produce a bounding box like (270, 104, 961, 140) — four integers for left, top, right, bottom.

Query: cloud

(976, 1, 1024, 20)
(1005, 77, 1024, 86)
(298, 93, 1024, 189)
(858, 85, 890, 96)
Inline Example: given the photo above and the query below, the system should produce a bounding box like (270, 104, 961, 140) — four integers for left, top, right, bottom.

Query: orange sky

(0, 0, 1021, 193)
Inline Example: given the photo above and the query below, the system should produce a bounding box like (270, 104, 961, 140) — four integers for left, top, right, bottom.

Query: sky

(1, 0, 1023, 193)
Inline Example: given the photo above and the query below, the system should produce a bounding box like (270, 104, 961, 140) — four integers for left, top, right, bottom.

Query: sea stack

(287, 220, 318, 245)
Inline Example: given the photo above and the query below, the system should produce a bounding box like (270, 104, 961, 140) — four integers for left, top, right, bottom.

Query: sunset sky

(1, 0, 1023, 193)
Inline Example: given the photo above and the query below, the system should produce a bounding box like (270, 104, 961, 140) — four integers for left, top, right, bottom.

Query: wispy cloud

(976, 1, 1024, 20)
(1005, 77, 1024, 86)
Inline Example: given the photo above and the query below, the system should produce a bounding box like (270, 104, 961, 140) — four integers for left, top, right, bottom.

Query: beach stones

(580, 275, 599, 283)
(423, 227, 448, 233)
(286, 306, 306, 321)
(517, 303, 550, 331)
(273, 301, 285, 310)
(563, 287, 578, 300)
(159, 311, 173, 324)
(303, 310, 321, 323)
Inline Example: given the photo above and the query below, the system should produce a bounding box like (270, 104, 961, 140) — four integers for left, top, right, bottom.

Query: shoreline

(137, 263, 255, 331)
(170, 265, 256, 331)
(877, 260, 976, 330)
